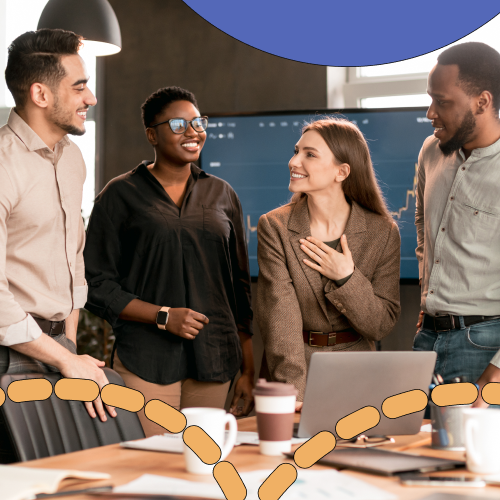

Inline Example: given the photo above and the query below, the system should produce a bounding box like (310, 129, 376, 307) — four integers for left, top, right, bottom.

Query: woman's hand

(229, 372, 255, 417)
(166, 308, 209, 340)
(300, 235, 354, 281)
(295, 401, 303, 413)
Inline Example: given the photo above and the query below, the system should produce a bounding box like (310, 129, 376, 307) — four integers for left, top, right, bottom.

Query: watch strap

(156, 306, 170, 330)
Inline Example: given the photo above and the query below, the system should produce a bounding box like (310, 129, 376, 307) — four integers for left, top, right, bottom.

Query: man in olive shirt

(0, 28, 115, 435)
(414, 42, 500, 406)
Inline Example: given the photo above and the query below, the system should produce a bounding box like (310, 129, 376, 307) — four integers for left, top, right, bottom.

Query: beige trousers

(113, 353, 231, 437)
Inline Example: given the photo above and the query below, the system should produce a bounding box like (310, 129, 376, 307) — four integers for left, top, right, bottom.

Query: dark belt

(303, 330, 361, 347)
(33, 316, 66, 337)
(423, 314, 500, 333)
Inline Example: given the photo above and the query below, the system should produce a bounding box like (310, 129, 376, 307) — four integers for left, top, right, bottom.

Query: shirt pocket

(203, 205, 231, 243)
(459, 202, 500, 243)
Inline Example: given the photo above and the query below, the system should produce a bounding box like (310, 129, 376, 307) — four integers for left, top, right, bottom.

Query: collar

(7, 108, 70, 152)
(288, 195, 366, 236)
(140, 161, 208, 179)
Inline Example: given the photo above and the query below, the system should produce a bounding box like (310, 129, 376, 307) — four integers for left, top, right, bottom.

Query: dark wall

(102, 0, 326, 185)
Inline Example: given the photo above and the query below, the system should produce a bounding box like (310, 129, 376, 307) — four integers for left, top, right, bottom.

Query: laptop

(295, 351, 437, 439)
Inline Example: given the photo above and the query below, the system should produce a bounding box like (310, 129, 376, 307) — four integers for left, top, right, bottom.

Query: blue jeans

(413, 317, 500, 383)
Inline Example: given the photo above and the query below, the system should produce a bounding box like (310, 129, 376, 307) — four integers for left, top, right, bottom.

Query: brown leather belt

(303, 330, 361, 347)
(33, 317, 66, 337)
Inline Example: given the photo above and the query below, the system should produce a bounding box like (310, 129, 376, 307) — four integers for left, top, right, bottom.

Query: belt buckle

(308, 331, 323, 347)
(434, 314, 455, 332)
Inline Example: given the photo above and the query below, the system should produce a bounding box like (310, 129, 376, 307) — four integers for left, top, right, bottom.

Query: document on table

(115, 469, 396, 499)
(121, 432, 308, 454)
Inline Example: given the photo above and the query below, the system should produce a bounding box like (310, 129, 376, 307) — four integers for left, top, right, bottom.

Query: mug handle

(220, 413, 238, 461)
(465, 418, 482, 467)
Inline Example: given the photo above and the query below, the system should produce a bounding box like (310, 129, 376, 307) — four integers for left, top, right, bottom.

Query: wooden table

(19, 415, 500, 499)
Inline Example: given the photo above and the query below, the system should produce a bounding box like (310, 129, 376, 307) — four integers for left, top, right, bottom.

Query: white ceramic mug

(181, 408, 237, 474)
(463, 408, 500, 474)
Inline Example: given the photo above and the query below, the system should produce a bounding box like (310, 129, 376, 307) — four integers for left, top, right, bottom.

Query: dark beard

(50, 93, 86, 136)
(439, 110, 476, 156)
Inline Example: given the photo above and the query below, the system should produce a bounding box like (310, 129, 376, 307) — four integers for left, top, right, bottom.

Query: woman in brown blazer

(256, 118, 401, 410)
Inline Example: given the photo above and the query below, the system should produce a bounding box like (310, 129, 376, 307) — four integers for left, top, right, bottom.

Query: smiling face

(48, 54, 96, 136)
(427, 63, 478, 155)
(289, 129, 349, 195)
(148, 100, 207, 166)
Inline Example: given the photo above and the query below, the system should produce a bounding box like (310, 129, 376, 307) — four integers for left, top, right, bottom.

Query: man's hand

(166, 308, 209, 340)
(472, 363, 500, 408)
(295, 401, 303, 413)
(229, 372, 255, 417)
(416, 310, 424, 334)
(60, 354, 117, 421)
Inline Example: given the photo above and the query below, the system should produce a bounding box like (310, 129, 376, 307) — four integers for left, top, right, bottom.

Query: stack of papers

(115, 469, 397, 499)
(121, 432, 308, 454)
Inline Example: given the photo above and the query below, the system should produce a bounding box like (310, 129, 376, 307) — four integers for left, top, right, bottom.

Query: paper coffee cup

(253, 379, 297, 456)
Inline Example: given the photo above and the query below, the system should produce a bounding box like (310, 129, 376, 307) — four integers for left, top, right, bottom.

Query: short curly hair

(5, 29, 82, 109)
(141, 86, 199, 128)
(437, 42, 500, 114)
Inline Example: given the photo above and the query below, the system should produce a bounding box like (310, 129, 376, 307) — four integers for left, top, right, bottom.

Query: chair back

(0, 368, 145, 462)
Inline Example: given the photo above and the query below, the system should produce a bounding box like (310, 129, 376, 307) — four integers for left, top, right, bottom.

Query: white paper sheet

(120, 431, 307, 454)
(115, 469, 396, 500)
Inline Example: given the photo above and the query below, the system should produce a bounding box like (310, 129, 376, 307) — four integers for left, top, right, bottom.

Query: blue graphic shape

(182, 1, 499, 66)
(201, 109, 433, 279)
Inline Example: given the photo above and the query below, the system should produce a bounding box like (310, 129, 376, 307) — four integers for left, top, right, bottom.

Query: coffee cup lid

(253, 378, 298, 396)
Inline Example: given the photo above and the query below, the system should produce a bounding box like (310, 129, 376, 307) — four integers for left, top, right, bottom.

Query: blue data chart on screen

(200, 109, 434, 279)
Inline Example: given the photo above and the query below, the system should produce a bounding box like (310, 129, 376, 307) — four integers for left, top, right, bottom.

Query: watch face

(157, 311, 168, 325)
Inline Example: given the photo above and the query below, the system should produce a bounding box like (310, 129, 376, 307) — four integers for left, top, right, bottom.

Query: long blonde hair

(291, 117, 392, 222)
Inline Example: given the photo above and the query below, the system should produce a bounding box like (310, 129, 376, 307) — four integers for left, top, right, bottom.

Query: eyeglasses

(149, 116, 209, 134)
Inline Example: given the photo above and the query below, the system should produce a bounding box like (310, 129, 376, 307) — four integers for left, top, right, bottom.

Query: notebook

(0, 465, 110, 500)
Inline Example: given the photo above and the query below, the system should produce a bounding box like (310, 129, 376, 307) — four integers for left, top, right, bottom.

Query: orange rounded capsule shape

(335, 406, 380, 440)
(55, 378, 99, 402)
(0, 388, 5, 407)
(183, 426, 221, 465)
(431, 383, 478, 407)
(258, 463, 297, 500)
(213, 461, 246, 500)
(294, 431, 336, 468)
(8, 378, 52, 402)
(382, 389, 428, 419)
(482, 382, 500, 406)
(101, 384, 145, 412)
(144, 399, 186, 433)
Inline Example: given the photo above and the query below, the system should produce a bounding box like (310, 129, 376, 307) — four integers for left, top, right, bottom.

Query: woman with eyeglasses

(83, 87, 254, 436)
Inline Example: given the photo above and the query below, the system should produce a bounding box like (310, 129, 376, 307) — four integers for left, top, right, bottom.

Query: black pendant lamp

(37, 0, 121, 56)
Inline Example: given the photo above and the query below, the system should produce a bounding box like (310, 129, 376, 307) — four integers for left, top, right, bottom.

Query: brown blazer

(256, 196, 401, 400)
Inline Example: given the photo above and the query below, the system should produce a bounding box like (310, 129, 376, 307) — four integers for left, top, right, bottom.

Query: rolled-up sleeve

(84, 202, 137, 327)
(0, 166, 41, 345)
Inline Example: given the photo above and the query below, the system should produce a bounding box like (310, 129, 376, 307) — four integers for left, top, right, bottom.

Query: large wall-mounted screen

(200, 108, 434, 279)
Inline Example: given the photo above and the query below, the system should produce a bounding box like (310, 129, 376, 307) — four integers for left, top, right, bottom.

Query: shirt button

(341, 309, 347, 314)
(450, 196, 454, 201)
(441, 227, 445, 232)
(430, 290, 434, 294)
(337, 303, 343, 308)
(474, 211, 479, 215)
(435, 260, 440, 264)
(462, 166, 466, 171)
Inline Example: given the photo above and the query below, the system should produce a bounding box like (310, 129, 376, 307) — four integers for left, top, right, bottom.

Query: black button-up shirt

(84, 162, 253, 384)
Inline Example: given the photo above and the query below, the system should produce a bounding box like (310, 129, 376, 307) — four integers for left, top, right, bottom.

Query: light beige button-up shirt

(0, 110, 87, 346)
(415, 134, 500, 367)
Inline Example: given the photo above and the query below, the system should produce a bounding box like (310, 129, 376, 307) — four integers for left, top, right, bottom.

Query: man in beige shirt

(0, 29, 115, 428)
(414, 42, 500, 407)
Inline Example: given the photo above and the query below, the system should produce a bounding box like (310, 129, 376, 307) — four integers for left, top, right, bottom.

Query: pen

(35, 485, 113, 499)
